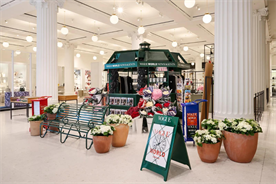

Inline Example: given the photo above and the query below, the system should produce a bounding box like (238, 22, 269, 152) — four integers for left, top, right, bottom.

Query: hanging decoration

(2, 42, 9, 47)
(61, 11, 69, 35)
(202, 0, 212, 24)
(184, 0, 195, 8)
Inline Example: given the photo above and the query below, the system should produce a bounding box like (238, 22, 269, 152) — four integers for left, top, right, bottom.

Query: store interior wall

(0, 48, 104, 95)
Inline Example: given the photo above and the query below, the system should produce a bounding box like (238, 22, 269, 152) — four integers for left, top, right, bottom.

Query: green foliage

(201, 119, 220, 130)
(219, 118, 262, 135)
(91, 124, 115, 137)
(28, 114, 45, 121)
(44, 104, 59, 114)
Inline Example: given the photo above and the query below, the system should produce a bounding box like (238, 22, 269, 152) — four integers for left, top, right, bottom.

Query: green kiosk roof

(104, 42, 191, 70)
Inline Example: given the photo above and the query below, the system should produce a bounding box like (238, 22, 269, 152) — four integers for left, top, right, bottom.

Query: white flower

(146, 101, 154, 107)
(204, 134, 212, 140)
(211, 137, 217, 143)
(163, 108, 169, 115)
(140, 110, 147, 115)
(52, 107, 58, 114)
(218, 121, 226, 130)
(207, 120, 214, 125)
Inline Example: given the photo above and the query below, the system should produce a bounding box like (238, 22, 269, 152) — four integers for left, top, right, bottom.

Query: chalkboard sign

(140, 115, 191, 181)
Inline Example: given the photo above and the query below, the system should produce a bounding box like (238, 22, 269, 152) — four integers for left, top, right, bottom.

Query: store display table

(5, 91, 29, 107)
(58, 95, 78, 105)
(9, 96, 41, 119)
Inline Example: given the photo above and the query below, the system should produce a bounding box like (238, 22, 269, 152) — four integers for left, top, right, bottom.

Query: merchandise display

(1, 0, 275, 183)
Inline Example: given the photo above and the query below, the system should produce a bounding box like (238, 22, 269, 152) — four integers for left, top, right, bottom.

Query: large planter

(223, 131, 258, 163)
(197, 141, 222, 163)
(93, 135, 113, 153)
(46, 113, 59, 132)
(110, 124, 129, 147)
(29, 121, 43, 136)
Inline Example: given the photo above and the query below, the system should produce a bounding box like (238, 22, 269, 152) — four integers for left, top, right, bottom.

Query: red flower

(148, 112, 154, 116)
(156, 111, 163, 114)
(155, 103, 162, 109)
(163, 102, 170, 108)
(131, 111, 140, 118)
(138, 98, 146, 109)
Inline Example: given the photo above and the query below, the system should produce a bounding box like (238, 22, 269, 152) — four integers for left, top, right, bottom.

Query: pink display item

(152, 89, 163, 101)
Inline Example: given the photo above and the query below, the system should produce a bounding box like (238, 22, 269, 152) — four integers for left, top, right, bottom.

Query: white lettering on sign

(158, 116, 172, 123)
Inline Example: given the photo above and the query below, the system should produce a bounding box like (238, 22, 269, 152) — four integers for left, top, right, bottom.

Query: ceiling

(0, 0, 269, 62)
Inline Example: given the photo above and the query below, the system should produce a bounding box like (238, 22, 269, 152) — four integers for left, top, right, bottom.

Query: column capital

(30, 0, 64, 9)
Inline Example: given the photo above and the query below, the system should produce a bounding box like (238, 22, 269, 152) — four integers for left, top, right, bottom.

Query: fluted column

(30, 0, 64, 104)
(214, 0, 253, 119)
(64, 43, 76, 95)
(131, 33, 144, 50)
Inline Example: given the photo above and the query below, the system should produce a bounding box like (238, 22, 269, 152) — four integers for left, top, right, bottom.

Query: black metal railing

(254, 90, 264, 122)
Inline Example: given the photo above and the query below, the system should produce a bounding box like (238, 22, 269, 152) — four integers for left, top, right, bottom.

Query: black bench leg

(60, 124, 73, 143)
(85, 130, 93, 150)
(40, 122, 49, 138)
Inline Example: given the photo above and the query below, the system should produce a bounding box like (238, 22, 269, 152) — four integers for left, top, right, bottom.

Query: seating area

(40, 103, 108, 150)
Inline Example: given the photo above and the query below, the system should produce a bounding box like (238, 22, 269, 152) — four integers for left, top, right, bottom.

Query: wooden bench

(40, 103, 108, 150)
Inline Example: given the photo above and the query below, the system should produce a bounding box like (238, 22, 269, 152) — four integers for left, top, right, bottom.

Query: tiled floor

(0, 101, 275, 184)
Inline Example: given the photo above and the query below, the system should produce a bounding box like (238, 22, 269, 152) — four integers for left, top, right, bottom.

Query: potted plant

(29, 114, 45, 136)
(91, 124, 115, 153)
(201, 119, 220, 130)
(193, 129, 223, 163)
(44, 104, 59, 132)
(106, 114, 133, 147)
(219, 118, 262, 163)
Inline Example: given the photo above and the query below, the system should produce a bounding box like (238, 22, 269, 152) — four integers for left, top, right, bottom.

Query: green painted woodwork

(140, 114, 191, 181)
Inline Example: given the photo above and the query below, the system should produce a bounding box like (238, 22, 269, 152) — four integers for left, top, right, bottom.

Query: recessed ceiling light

(33, 47, 37, 52)
(15, 50, 21, 55)
(17, 35, 19, 37)
(5, 20, 8, 24)
(57, 42, 63, 48)
(76, 53, 81, 58)
(93, 56, 97, 60)
(172, 41, 177, 47)
(100, 50, 105, 55)
(117, 7, 123, 13)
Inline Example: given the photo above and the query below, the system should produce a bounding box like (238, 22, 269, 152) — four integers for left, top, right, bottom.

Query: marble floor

(0, 101, 275, 184)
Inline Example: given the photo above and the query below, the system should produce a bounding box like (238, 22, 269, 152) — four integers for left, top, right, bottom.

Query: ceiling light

(183, 46, 189, 51)
(57, 42, 63, 48)
(184, 0, 195, 8)
(61, 26, 69, 35)
(33, 27, 35, 30)
(26, 35, 33, 42)
(138, 26, 145, 35)
(93, 56, 97, 60)
(33, 47, 37, 52)
(198, 7, 200, 10)
(17, 35, 19, 37)
(15, 50, 21, 55)
(100, 50, 105, 55)
(206, 55, 210, 60)
(172, 41, 178, 47)
(200, 53, 204, 57)
(2, 42, 9, 48)
(92, 35, 98, 42)
(191, 62, 195, 66)
(5, 20, 8, 24)
(110, 14, 119, 24)
(76, 53, 81, 58)
(203, 13, 212, 24)
(117, 7, 123, 13)
(122, 48, 127, 51)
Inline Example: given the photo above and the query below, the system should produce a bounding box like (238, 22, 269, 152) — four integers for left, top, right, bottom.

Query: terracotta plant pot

(111, 124, 129, 147)
(29, 121, 43, 136)
(46, 113, 59, 132)
(223, 131, 258, 163)
(93, 135, 113, 153)
(197, 141, 222, 163)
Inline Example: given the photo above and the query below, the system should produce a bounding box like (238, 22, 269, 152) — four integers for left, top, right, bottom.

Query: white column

(214, 0, 253, 119)
(30, 0, 63, 104)
(131, 33, 144, 50)
(64, 43, 76, 95)
(29, 53, 32, 97)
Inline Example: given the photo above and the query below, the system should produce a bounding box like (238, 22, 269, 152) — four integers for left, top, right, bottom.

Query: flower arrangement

(218, 118, 262, 136)
(201, 119, 220, 130)
(28, 114, 45, 121)
(44, 104, 59, 114)
(126, 85, 177, 118)
(91, 124, 115, 136)
(106, 114, 133, 126)
(193, 129, 223, 147)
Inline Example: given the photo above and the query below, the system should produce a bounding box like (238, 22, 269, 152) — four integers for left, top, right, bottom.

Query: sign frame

(140, 115, 191, 181)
